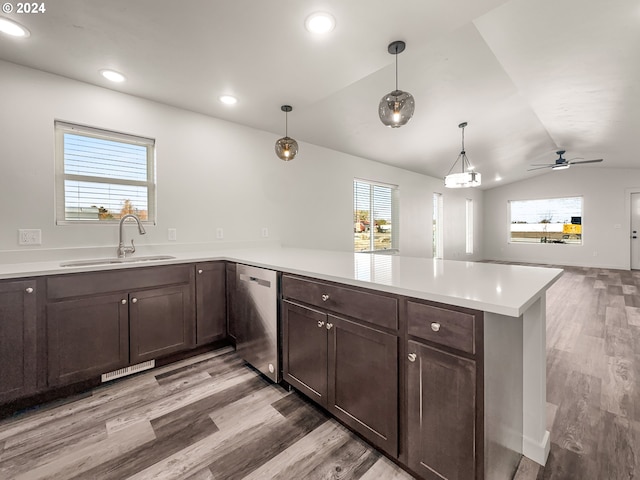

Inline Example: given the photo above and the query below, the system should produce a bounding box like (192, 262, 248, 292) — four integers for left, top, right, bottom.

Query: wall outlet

(216, 228, 224, 239)
(168, 228, 177, 241)
(18, 229, 41, 245)
(261, 227, 269, 238)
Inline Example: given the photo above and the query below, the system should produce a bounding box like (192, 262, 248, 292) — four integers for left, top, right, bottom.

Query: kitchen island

(0, 247, 562, 478)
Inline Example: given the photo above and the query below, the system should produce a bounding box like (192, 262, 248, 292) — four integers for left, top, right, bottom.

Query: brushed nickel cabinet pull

(321, 294, 330, 302)
(318, 320, 325, 328)
(408, 353, 417, 362)
(431, 322, 441, 332)
(326, 322, 333, 330)
(131, 298, 138, 304)
(25, 287, 34, 294)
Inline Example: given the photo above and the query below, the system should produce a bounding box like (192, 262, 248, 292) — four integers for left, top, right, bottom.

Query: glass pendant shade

(379, 89, 415, 128)
(275, 136, 298, 161)
(379, 40, 414, 128)
(274, 105, 298, 161)
(444, 171, 481, 188)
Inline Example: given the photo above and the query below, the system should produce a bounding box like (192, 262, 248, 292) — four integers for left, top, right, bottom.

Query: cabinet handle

(408, 353, 417, 362)
(198, 269, 203, 274)
(326, 322, 333, 330)
(121, 299, 127, 305)
(317, 320, 325, 328)
(430, 322, 441, 332)
(131, 298, 138, 304)
(25, 287, 34, 294)
(321, 294, 330, 302)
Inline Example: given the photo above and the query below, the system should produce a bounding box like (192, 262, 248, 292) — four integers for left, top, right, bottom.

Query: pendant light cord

(285, 111, 288, 137)
(395, 50, 399, 91)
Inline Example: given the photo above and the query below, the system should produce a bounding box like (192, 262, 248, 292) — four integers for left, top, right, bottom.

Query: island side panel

(521, 295, 550, 464)
(483, 311, 523, 479)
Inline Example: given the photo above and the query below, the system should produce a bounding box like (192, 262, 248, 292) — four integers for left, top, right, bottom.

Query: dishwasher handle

(239, 273, 272, 288)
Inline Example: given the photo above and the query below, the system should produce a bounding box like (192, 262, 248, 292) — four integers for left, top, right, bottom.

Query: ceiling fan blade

(527, 165, 553, 171)
(529, 163, 555, 166)
(569, 159, 603, 165)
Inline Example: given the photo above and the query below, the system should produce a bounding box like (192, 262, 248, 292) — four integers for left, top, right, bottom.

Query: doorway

(631, 193, 640, 269)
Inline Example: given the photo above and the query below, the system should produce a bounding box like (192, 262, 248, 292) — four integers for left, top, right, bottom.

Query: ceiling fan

(528, 150, 603, 171)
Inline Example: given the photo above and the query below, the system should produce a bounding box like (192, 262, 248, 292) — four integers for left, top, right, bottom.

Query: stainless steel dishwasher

(235, 264, 280, 382)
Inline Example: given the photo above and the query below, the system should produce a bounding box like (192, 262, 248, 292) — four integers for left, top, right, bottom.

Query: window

(353, 179, 398, 252)
(433, 193, 443, 258)
(509, 196, 583, 244)
(465, 198, 474, 254)
(55, 121, 156, 224)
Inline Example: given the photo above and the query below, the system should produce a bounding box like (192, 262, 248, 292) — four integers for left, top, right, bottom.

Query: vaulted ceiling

(1, 0, 638, 188)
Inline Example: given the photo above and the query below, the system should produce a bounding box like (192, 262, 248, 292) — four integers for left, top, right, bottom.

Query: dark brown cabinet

(0, 279, 37, 403)
(282, 299, 398, 457)
(406, 340, 477, 480)
(129, 284, 194, 363)
(405, 299, 483, 480)
(46, 265, 195, 386)
(195, 262, 226, 345)
(47, 293, 128, 386)
(225, 262, 237, 341)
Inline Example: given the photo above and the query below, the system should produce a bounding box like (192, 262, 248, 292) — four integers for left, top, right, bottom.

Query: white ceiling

(1, 0, 638, 188)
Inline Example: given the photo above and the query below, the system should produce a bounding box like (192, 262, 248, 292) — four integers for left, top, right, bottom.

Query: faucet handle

(130, 239, 136, 254)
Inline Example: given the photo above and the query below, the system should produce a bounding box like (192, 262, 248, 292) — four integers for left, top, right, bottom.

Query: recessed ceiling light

(100, 69, 126, 83)
(219, 95, 238, 105)
(0, 17, 30, 37)
(305, 12, 335, 34)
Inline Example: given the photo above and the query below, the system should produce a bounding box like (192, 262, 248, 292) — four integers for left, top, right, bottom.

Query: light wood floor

(509, 264, 640, 480)
(1, 264, 638, 479)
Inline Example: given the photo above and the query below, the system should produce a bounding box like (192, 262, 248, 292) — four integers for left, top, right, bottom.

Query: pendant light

(275, 105, 298, 161)
(444, 122, 482, 188)
(378, 40, 415, 128)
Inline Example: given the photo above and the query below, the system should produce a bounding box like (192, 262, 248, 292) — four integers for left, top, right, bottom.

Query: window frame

(54, 121, 156, 225)
(508, 196, 583, 245)
(353, 178, 399, 253)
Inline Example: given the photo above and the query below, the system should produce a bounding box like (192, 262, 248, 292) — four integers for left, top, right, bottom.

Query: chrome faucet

(117, 214, 146, 258)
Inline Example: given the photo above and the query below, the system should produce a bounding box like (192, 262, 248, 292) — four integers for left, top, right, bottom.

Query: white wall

(0, 60, 483, 262)
(483, 168, 640, 269)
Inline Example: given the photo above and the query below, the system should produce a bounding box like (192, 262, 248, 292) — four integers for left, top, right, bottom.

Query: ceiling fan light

(379, 90, 415, 127)
(552, 163, 570, 170)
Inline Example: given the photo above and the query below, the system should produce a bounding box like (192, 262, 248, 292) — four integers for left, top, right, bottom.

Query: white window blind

(353, 179, 398, 252)
(466, 198, 474, 254)
(55, 121, 156, 224)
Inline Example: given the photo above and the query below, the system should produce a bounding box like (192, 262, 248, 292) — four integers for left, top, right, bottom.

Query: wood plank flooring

(0, 346, 414, 480)
(504, 264, 640, 480)
(0, 264, 638, 479)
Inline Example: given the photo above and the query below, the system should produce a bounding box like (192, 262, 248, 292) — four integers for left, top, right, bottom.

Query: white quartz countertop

(0, 247, 563, 317)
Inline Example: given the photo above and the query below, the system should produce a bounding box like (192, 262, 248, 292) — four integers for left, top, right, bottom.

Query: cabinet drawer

(281, 275, 397, 330)
(407, 301, 476, 354)
(47, 264, 192, 300)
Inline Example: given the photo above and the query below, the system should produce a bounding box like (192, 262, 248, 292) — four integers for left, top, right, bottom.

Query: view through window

(509, 196, 583, 244)
(354, 179, 398, 252)
(55, 121, 156, 224)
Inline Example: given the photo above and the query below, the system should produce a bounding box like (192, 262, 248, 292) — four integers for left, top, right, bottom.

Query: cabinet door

(129, 284, 195, 363)
(195, 262, 226, 345)
(282, 301, 328, 405)
(407, 340, 476, 480)
(328, 315, 398, 457)
(47, 293, 128, 386)
(0, 280, 37, 402)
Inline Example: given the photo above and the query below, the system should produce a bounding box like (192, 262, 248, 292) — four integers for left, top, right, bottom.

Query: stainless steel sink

(60, 255, 176, 267)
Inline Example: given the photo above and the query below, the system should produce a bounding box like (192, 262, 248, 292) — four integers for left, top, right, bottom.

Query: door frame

(625, 188, 640, 270)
